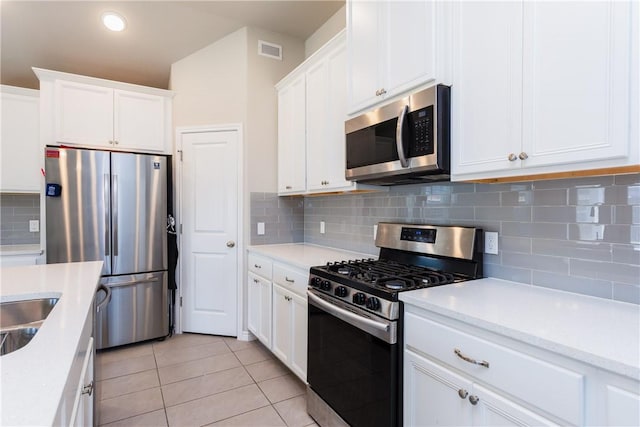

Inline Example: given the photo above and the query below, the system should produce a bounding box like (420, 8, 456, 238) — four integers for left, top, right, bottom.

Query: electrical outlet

(320, 221, 325, 234)
(257, 222, 265, 235)
(29, 220, 39, 233)
(485, 232, 498, 254)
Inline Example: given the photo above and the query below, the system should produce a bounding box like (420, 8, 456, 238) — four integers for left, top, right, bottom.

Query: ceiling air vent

(258, 40, 282, 60)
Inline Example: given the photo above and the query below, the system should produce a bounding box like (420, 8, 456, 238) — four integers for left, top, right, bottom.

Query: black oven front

(307, 289, 401, 427)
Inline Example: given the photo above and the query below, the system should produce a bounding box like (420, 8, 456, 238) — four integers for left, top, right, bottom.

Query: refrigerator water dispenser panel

(46, 183, 62, 197)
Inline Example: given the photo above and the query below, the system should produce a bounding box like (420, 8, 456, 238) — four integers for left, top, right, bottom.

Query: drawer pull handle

(454, 348, 490, 368)
(469, 395, 480, 405)
(254, 264, 261, 269)
(458, 389, 468, 399)
(285, 276, 295, 283)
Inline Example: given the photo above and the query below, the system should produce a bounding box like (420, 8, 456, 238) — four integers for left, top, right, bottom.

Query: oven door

(307, 290, 400, 427)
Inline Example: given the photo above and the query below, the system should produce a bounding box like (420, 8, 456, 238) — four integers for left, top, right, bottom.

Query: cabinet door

(306, 43, 353, 193)
(521, 1, 632, 167)
(247, 273, 261, 338)
(55, 80, 114, 147)
(347, 0, 383, 112)
(259, 276, 272, 348)
(606, 385, 640, 426)
(450, 1, 523, 176)
(384, 0, 436, 99)
(289, 292, 307, 381)
(472, 383, 557, 426)
(404, 349, 473, 426)
(71, 337, 94, 427)
(272, 284, 292, 364)
(277, 74, 306, 194)
(114, 90, 166, 152)
(0, 92, 40, 192)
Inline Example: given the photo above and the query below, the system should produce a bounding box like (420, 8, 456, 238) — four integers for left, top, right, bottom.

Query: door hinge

(180, 224, 183, 234)
(180, 296, 183, 307)
(177, 150, 183, 161)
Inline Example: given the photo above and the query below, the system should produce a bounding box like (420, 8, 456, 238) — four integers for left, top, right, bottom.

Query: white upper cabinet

(347, 0, 438, 114)
(277, 30, 365, 196)
(451, 1, 638, 181)
(0, 86, 41, 193)
(35, 68, 174, 154)
(306, 41, 352, 192)
(277, 73, 306, 195)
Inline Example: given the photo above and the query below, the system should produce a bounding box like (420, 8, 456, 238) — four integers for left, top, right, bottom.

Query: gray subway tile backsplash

(253, 173, 640, 304)
(0, 194, 40, 245)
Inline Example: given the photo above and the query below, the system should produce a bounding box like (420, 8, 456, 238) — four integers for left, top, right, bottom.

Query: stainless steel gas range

(306, 223, 484, 427)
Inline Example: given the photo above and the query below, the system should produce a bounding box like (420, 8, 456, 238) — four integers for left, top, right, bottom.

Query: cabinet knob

(468, 395, 480, 405)
(254, 264, 261, 269)
(253, 278, 259, 283)
(226, 241, 235, 248)
(114, 140, 119, 145)
(286, 185, 292, 190)
(81, 380, 94, 396)
(109, 140, 114, 145)
(508, 153, 518, 161)
(518, 152, 528, 160)
(458, 389, 468, 399)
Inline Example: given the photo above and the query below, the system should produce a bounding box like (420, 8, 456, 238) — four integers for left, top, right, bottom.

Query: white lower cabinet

(405, 349, 555, 426)
(246, 250, 308, 382)
(247, 272, 272, 348)
(272, 284, 307, 381)
(404, 305, 640, 426)
(70, 337, 94, 427)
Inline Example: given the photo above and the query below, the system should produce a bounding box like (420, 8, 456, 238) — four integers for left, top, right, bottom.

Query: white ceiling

(1, 1, 344, 90)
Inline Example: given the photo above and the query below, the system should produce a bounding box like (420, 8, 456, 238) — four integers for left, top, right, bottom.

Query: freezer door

(110, 152, 167, 275)
(95, 272, 168, 349)
(45, 147, 111, 274)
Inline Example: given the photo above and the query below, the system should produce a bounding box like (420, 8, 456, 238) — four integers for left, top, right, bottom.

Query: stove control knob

(352, 292, 367, 305)
(334, 286, 348, 298)
(366, 297, 380, 311)
(321, 280, 332, 291)
(310, 277, 322, 288)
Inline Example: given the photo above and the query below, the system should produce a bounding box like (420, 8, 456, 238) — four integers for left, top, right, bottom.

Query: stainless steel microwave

(345, 84, 450, 185)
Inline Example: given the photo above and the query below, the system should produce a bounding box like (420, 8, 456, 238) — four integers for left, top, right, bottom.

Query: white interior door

(180, 128, 239, 336)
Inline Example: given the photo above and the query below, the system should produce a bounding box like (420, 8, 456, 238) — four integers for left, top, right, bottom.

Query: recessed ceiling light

(102, 12, 127, 32)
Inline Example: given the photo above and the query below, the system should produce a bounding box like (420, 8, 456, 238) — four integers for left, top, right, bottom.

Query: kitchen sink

(0, 297, 59, 355)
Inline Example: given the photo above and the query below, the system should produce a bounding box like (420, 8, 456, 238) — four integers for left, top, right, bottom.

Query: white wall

(169, 28, 248, 128)
(246, 27, 304, 192)
(305, 5, 346, 58)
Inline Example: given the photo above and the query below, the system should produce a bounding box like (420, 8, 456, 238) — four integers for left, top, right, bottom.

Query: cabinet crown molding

(32, 67, 175, 98)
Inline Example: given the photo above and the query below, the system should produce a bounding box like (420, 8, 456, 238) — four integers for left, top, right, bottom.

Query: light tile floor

(96, 333, 317, 427)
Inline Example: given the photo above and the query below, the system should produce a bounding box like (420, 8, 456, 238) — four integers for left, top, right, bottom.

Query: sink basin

(0, 297, 59, 355)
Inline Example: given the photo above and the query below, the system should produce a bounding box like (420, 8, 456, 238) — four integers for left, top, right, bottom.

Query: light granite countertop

(400, 278, 640, 380)
(0, 244, 42, 256)
(247, 243, 375, 270)
(0, 261, 103, 426)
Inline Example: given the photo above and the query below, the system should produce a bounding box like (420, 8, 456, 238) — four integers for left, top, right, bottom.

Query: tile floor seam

(162, 380, 263, 409)
(98, 406, 166, 427)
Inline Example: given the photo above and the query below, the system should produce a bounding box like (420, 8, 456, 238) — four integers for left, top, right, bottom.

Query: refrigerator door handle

(112, 174, 118, 256)
(104, 174, 110, 256)
(104, 277, 160, 289)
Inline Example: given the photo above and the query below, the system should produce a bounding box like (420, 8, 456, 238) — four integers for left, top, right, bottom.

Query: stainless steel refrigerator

(45, 146, 168, 349)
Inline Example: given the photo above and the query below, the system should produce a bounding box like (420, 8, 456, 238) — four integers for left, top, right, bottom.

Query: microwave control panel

(409, 105, 434, 156)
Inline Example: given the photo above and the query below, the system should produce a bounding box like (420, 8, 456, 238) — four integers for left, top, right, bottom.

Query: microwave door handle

(396, 104, 410, 168)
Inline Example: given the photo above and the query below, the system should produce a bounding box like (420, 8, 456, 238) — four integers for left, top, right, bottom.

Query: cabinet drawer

(273, 263, 308, 297)
(405, 313, 584, 425)
(248, 253, 272, 279)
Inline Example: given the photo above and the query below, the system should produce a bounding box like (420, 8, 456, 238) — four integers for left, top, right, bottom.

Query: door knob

(226, 241, 235, 248)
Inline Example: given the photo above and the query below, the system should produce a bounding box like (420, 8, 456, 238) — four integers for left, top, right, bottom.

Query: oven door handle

(307, 291, 389, 332)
